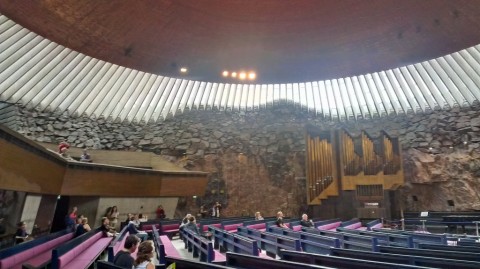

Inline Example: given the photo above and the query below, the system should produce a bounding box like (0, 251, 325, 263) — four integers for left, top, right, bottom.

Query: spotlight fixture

(222, 70, 229, 77)
(231, 72, 237, 78)
(239, 72, 247, 80)
(180, 67, 188, 73)
(248, 72, 256, 80)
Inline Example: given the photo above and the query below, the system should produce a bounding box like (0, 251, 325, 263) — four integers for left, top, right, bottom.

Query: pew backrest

(226, 252, 332, 269)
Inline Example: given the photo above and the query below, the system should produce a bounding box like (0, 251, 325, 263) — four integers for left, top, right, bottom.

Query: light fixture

(248, 72, 256, 80)
(222, 71, 229, 77)
(239, 72, 247, 80)
(180, 67, 188, 73)
(231, 72, 237, 78)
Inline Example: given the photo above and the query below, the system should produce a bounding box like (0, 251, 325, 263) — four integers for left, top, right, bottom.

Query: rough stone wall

(14, 103, 480, 217)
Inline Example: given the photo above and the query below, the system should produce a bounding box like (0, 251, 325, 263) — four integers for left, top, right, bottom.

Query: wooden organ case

(306, 128, 404, 219)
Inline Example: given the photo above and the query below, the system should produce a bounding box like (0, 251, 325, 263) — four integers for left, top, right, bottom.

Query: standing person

(65, 206, 78, 231)
(114, 235, 140, 268)
(107, 206, 119, 231)
(156, 205, 166, 219)
(255, 212, 264, 220)
(199, 205, 207, 219)
(300, 213, 314, 228)
(212, 201, 222, 218)
(276, 211, 289, 229)
(134, 240, 155, 269)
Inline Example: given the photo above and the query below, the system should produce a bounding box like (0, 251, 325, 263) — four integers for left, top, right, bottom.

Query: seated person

(114, 234, 140, 268)
(180, 213, 192, 228)
(138, 213, 148, 222)
(184, 216, 200, 235)
(15, 221, 30, 244)
(100, 217, 116, 237)
(80, 149, 92, 162)
(134, 240, 155, 269)
(75, 217, 92, 237)
(300, 213, 314, 227)
(276, 211, 289, 229)
(255, 211, 264, 220)
(128, 217, 148, 241)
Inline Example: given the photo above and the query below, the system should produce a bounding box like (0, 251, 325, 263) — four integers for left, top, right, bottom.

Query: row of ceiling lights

(222, 70, 256, 80)
(178, 67, 257, 81)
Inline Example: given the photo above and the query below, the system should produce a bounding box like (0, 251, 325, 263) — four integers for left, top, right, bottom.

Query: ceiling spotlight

(222, 70, 229, 77)
(239, 72, 247, 80)
(248, 72, 256, 80)
(180, 67, 188, 73)
(231, 72, 237, 78)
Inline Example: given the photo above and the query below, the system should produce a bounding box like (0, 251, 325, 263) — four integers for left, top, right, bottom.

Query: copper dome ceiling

(1, 0, 480, 83)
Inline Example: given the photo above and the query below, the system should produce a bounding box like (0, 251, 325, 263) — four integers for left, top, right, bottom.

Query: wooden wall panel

(62, 163, 208, 196)
(0, 132, 65, 194)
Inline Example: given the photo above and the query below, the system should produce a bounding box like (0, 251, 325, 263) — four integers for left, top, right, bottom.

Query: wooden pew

(182, 228, 226, 264)
(329, 247, 480, 269)
(378, 245, 480, 262)
(97, 260, 167, 269)
(337, 227, 414, 248)
(279, 249, 435, 269)
(107, 224, 130, 262)
(209, 226, 257, 255)
(152, 226, 167, 264)
(51, 230, 113, 269)
(418, 243, 480, 253)
(0, 229, 73, 269)
(164, 257, 233, 269)
(226, 252, 332, 269)
(237, 226, 300, 258)
(302, 226, 379, 251)
(268, 226, 340, 254)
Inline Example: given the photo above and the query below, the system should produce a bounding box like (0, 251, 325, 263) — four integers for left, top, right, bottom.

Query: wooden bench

(107, 224, 131, 262)
(366, 219, 384, 230)
(279, 249, 434, 269)
(182, 228, 226, 264)
(159, 235, 182, 259)
(237, 227, 300, 258)
(151, 226, 167, 264)
(226, 252, 333, 269)
(268, 226, 341, 255)
(340, 218, 367, 231)
(339, 227, 414, 248)
(418, 243, 480, 253)
(208, 226, 271, 259)
(243, 219, 268, 232)
(0, 229, 73, 269)
(164, 257, 232, 269)
(159, 221, 181, 239)
(330, 247, 480, 269)
(316, 219, 342, 231)
(51, 230, 113, 269)
(221, 219, 244, 233)
(378, 245, 480, 262)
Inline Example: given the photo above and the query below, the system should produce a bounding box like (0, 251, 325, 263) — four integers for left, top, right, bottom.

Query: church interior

(1, 1, 480, 268)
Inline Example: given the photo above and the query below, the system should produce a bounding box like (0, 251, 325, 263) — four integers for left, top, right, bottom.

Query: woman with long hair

(107, 206, 119, 231)
(134, 240, 155, 269)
